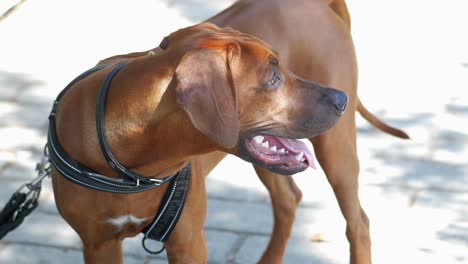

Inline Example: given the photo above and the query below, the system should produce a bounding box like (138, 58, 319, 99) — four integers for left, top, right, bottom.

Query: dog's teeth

(253, 135, 264, 144)
(294, 152, 304, 161)
(270, 146, 277, 151)
(301, 158, 305, 162)
(261, 141, 269, 148)
(278, 148, 286, 154)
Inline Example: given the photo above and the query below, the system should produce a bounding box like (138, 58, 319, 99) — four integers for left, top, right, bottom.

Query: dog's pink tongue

(277, 138, 316, 169)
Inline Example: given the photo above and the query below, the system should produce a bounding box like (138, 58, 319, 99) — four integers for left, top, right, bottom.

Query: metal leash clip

(0, 145, 51, 239)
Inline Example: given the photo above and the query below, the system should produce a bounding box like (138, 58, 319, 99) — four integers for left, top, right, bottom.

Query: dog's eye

(266, 71, 281, 89)
(270, 57, 279, 66)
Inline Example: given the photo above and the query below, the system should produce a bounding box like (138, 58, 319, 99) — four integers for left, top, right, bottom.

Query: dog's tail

(357, 99, 410, 139)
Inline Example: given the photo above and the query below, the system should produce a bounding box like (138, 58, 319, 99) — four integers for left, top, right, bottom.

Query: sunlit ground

(0, 0, 467, 263)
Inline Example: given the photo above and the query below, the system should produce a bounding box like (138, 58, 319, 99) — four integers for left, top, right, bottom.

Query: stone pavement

(0, 0, 467, 263)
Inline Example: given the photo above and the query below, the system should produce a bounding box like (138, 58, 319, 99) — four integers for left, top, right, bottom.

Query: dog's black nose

(332, 91, 348, 113)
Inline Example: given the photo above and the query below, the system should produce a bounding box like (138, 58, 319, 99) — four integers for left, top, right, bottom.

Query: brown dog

(52, 22, 348, 262)
(52, 0, 408, 263)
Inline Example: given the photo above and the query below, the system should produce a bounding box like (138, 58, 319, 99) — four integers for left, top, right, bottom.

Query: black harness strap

(48, 63, 172, 193)
(46, 63, 190, 254)
(95, 64, 176, 186)
(142, 162, 191, 253)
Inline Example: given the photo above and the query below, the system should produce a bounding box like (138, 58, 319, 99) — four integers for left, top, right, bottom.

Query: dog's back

(209, 0, 357, 106)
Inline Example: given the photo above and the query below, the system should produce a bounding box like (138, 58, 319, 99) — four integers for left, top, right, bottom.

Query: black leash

(0, 146, 50, 239)
(0, 62, 191, 254)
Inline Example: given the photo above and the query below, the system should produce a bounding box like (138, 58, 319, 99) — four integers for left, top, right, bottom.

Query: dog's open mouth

(243, 134, 316, 175)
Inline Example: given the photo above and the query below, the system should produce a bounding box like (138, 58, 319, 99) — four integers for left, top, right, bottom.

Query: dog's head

(163, 23, 347, 175)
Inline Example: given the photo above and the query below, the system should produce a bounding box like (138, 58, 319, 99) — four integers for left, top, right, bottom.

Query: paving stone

(206, 230, 240, 262)
(233, 184, 466, 264)
(0, 127, 46, 151)
(0, 244, 83, 264)
(236, 235, 347, 264)
(0, 102, 16, 123)
(206, 196, 335, 239)
(0, 149, 44, 181)
(0, 181, 27, 209)
(205, 198, 273, 236)
(294, 184, 416, 248)
(432, 112, 467, 140)
(415, 190, 468, 250)
(0, 151, 15, 169)
(0, 242, 152, 264)
(240, 219, 468, 264)
(0, 101, 50, 129)
(125, 256, 151, 264)
(432, 127, 468, 164)
(0, 71, 44, 101)
(206, 176, 269, 205)
(366, 188, 468, 264)
(17, 84, 61, 107)
(1, 161, 37, 181)
(447, 97, 468, 116)
(2, 211, 82, 248)
(357, 146, 468, 191)
(124, 228, 238, 263)
(206, 155, 269, 200)
(146, 258, 170, 264)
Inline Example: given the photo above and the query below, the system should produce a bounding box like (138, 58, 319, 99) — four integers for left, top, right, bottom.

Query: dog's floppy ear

(175, 48, 239, 148)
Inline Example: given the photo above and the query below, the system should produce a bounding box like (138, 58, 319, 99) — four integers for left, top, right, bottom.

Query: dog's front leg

(83, 237, 124, 264)
(254, 165, 303, 264)
(312, 109, 372, 264)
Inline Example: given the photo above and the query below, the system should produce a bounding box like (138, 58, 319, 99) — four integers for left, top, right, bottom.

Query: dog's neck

(97, 52, 219, 178)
